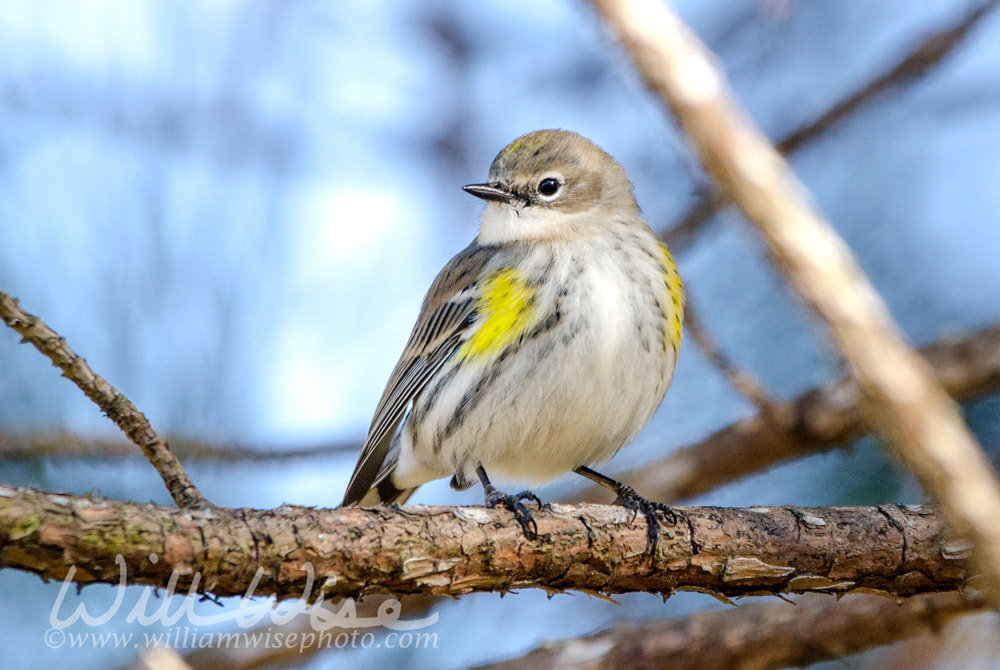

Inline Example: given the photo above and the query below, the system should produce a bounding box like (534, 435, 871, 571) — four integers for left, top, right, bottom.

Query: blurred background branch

(661, 0, 1000, 252)
(575, 323, 1000, 503)
(593, 0, 1000, 584)
(0, 430, 359, 461)
(7, 322, 998, 513)
(2, 1, 999, 668)
(475, 591, 990, 670)
(682, 294, 784, 416)
(0, 291, 206, 507)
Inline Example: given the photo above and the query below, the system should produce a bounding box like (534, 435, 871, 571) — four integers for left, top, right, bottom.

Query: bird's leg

(476, 464, 542, 540)
(574, 465, 675, 554)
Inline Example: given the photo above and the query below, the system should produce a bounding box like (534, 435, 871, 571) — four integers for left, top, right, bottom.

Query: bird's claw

(484, 486, 542, 540)
(613, 484, 675, 554)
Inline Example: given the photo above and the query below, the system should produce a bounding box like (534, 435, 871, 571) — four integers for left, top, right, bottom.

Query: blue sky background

(1, 1, 999, 668)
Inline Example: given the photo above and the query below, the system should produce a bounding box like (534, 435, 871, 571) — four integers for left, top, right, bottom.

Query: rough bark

(592, 0, 1000, 582)
(0, 486, 971, 600)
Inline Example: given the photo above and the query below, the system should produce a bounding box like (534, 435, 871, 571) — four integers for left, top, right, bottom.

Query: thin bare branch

(573, 324, 1000, 504)
(662, 0, 1000, 252)
(0, 430, 359, 462)
(775, 0, 999, 156)
(474, 591, 990, 670)
(592, 0, 1000, 580)
(683, 295, 782, 416)
(0, 291, 206, 508)
(7, 322, 998, 513)
(0, 485, 970, 600)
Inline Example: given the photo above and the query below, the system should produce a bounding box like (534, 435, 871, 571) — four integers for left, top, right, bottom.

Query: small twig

(473, 591, 989, 670)
(573, 323, 1000, 504)
(662, 0, 1000, 252)
(593, 0, 1000, 581)
(10, 321, 999, 511)
(683, 294, 783, 418)
(0, 290, 206, 508)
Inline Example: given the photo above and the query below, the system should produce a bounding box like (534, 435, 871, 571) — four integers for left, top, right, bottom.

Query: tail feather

(358, 473, 417, 506)
(343, 466, 417, 506)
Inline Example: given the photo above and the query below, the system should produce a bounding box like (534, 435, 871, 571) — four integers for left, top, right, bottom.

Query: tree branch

(573, 323, 1000, 504)
(6, 323, 998, 513)
(6, 319, 997, 518)
(0, 429, 358, 462)
(0, 486, 970, 600)
(474, 590, 989, 670)
(0, 291, 206, 508)
(592, 0, 1000, 582)
(662, 0, 1000, 252)
(683, 295, 781, 416)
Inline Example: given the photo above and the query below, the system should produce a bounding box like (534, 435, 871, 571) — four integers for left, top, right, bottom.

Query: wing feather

(340, 244, 499, 506)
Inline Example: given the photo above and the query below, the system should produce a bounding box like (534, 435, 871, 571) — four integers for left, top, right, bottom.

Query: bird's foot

(484, 486, 542, 540)
(613, 484, 675, 554)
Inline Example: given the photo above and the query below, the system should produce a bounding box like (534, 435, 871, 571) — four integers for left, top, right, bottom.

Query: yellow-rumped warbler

(341, 129, 684, 546)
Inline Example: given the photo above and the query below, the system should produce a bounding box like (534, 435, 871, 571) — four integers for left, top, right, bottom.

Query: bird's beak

(462, 183, 513, 204)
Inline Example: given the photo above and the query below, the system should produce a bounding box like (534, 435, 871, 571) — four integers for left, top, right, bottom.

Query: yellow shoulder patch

(659, 241, 685, 350)
(459, 268, 538, 361)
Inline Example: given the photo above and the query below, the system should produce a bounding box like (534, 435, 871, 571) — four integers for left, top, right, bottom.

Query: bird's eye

(538, 177, 562, 198)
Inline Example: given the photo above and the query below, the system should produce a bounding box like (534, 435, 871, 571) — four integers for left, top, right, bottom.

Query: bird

(340, 129, 684, 549)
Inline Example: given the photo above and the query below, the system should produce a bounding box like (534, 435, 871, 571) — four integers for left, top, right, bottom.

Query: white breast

(396, 228, 678, 490)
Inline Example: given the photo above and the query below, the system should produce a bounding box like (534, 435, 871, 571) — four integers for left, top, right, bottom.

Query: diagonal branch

(474, 591, 989, 670)
(0, 290, 206, 508)
(5, 321, 998, 515)
(683, 295, 781, 416)
(662, 0, 1000, 252)
(0, 486, 971, 600)
(5, 321, 997, 513)
(592, 0, 1000, 580)
(573, 323, 1000, 504)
